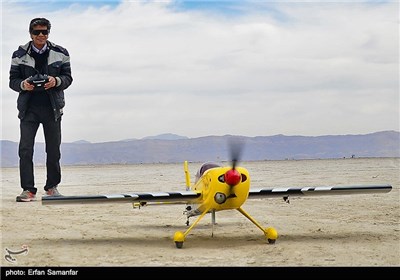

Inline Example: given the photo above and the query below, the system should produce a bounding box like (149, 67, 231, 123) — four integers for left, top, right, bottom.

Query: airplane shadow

(32, 229, 383, 250)
(277, 230, 386, 243)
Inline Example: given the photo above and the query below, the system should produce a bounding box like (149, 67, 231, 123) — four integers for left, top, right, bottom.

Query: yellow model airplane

(42, 149, 392, 248)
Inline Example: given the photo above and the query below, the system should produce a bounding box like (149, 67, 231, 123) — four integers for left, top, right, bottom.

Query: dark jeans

(19, 105, 62, 194)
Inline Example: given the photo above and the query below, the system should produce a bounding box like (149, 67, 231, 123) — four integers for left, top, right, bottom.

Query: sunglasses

(31, 30, 49, 35)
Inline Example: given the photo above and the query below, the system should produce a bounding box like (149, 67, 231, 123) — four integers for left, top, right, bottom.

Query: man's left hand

(44, 76, 56, 90)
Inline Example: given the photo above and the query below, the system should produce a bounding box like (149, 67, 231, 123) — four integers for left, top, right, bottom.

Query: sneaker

(16, 190, 36, 202)
(45, 186, 62, 197)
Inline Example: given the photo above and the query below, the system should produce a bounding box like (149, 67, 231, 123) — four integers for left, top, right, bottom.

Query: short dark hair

(29, 18, 51, 33)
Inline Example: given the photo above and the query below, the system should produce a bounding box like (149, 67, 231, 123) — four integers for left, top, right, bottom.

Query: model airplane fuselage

(187, 164, 250, 215)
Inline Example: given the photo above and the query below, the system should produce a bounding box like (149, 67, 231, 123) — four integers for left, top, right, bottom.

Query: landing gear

(174, 207, 278, 248)
(173, 206, 212, 248)
(237, 207, 278, 244)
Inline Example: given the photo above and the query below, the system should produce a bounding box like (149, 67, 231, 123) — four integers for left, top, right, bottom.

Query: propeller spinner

(224, 169, 241, 186)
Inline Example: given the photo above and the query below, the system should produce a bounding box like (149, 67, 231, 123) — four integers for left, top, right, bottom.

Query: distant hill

(0, 131, 399, 167)
(142, 133, 189, 140)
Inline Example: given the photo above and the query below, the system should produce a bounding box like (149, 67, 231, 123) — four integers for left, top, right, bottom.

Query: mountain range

(1, 131, 399, 167)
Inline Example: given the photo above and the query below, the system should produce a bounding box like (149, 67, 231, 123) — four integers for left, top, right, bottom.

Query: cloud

(1, 0, 398, 142)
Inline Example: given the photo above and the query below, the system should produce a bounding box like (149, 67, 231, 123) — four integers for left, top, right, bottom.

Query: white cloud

(1, 1, 398, 142)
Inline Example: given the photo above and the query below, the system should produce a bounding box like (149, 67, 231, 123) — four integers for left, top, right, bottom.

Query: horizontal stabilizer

(42, 191, 200, 205)
(248, 184, 392, 198)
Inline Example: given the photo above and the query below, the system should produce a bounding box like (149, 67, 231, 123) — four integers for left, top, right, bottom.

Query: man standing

(9, 18, 73, 202)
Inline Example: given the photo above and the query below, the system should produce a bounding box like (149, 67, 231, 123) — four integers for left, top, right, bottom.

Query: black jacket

(9, 41, 73, 121)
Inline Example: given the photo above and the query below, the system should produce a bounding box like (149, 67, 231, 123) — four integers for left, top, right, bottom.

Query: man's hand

(22, 79, 35, 91)
(44, 76, 56, 90)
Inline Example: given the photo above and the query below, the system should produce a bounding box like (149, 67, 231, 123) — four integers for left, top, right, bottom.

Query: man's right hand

(22, 79, 35, 91)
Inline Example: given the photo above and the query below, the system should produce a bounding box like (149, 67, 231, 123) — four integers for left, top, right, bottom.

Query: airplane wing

(42, 184, 392, 205)
(248, 184, 392, 198)
(42, 191, 201, 205)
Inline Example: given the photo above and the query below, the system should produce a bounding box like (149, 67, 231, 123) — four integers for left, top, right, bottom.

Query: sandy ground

(1, 159, 399, 268)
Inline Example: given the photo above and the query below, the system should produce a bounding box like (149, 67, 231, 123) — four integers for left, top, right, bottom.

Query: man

(9, 18, 73, 202)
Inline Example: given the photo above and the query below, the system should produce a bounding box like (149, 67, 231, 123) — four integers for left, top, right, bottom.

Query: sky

(1, 0, 398, 143)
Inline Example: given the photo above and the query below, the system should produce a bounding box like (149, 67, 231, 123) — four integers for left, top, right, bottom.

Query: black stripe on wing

(42, 191, 201, 205)
(248, 184, 392, 198)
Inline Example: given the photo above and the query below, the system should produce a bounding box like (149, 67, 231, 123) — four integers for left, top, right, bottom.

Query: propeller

(224, 137, 244, 186)
(229, 137, 243, 170)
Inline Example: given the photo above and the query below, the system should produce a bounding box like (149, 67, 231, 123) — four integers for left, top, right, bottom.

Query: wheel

(175, 241, 183, 249)
(173, 231, 185, 249)
(265, 227, 278, 244)
(267, 238, 276, 244)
